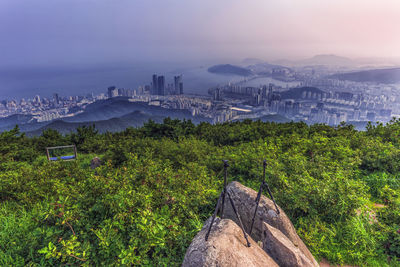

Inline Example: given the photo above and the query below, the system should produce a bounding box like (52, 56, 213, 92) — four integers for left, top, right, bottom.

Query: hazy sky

(0, 0, 399, 67)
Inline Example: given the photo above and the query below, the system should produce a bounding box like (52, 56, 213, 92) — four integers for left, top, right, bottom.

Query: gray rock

(90, 157, 102, 169)
(182, 217, 278, 267)
(223, 181, 319, 267)
(262, 222, 315, 267)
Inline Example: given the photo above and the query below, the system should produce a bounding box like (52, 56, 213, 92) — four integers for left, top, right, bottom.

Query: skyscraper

(213, 88, 222, 101)
(174, 75, 183, 94)
(34, 95, 41, 104)
(108, 86, 116, 98)
(157, 76, 165, 96)
(268, 83, 273, 103)
(268, 83, 273, 95)
(262, 85, 268, 98)
(53, 93, 59, 106)
(179, 82, 183, 95)
(152, 74, 158, 95)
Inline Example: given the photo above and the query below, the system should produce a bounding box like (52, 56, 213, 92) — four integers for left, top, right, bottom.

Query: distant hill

(23, 98, 212, 135)
(280, 87, 325, 99)
(330, 68, 400, 84)
(63, 97, 210, 123)
(298, 54, 354, 66)
(208, 64, 253, 76)
(63, 97, 142, 122)
(273, 54, 354, 67)
(26, 111, 162, 136)
(0, 114, 36, 131)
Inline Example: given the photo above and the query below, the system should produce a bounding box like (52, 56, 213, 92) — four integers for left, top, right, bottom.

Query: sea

(0, 61, 302, 100)
(0, 62, 247, 100)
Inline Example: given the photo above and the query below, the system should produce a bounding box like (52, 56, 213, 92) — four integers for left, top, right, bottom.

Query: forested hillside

(1, 119, 400, 266)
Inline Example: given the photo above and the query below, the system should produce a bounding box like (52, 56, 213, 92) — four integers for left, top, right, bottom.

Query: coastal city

(1, 66, 400, 127)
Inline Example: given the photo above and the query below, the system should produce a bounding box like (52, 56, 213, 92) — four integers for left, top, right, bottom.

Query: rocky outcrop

(183, 181, 319, 267)
(222, 181, 318, 267)
(262, 222, 315, 267)
(182, 217, 279, 267)
(90, 157, 102, 169)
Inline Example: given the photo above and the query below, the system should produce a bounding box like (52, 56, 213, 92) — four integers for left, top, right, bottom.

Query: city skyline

(1, 0, 400, 131)
(2, 65, 399, 130)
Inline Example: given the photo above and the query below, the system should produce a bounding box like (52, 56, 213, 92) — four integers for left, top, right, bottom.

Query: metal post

(73, 145, 78, 159)
(204, 160, 251, 247)
(205, 192, 223, 241)
(249, 160, 266, 235)
(264, 183, 280, 215)
(262, 159, 280, 215)
(220, 160, 229, 218)
(227, 191, 251, 247)
(263, 160, 266, 182)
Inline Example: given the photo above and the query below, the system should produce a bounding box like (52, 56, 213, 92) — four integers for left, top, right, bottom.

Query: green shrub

(1, 120, 400, 265)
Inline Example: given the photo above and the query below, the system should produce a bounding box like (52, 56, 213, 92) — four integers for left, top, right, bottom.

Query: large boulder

(182, 217, 279, 267)
(90, 157, 102, 169)
(262, 222, 315, 267)
(223, 181, 318, 267)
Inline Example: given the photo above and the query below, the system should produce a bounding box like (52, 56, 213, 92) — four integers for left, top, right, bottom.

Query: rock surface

(222, 181, 319, 267)
(262, 222, 315, 267)
(90, 157, 102, 169)
(182, 217, 279, 267)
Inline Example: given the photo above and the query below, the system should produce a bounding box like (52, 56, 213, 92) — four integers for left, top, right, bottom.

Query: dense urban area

(1, 64, 400, 127)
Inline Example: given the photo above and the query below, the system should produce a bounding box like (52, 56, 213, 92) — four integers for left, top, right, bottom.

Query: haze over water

(0, 62, 244, 99)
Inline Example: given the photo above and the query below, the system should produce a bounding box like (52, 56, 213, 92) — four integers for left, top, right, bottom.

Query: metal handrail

(46, 145, 77, 161)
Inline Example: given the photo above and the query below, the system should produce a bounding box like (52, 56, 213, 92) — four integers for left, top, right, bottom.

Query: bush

(1, 120, 400, 265)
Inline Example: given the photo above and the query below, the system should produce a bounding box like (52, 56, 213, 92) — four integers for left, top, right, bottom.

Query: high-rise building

(179, 82, 184, 95)
(108, 86, 117, 98)
(174, 75, 183, 94)
(262, 85, 268, 98)
(53, 93, 59, 106)
(268, 83, 273, 102)
(157, 76, 165, 96)
(152, 75, 158, 95)
(213, 88, 222, 101)
(293, 102, 300, 115)
(255, 93, 262, 106)
(34, 95, 41, 104)
(144, 85, 151, 94)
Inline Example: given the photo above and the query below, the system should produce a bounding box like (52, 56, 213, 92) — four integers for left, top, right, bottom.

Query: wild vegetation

(0, 119, 400, 266)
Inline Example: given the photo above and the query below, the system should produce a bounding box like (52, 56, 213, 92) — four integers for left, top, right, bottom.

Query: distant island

(330, 67, 400, 84)
(208, 64, 253, 76)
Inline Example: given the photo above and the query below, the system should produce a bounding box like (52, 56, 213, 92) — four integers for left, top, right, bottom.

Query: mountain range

(329, 68, 400, 84)
(0, 114, 36, 131)
(0, 97, 212, 136)
(25, 111, 163, 136)
(270, 54, 400, 68)
(0, 97, 303, 135)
